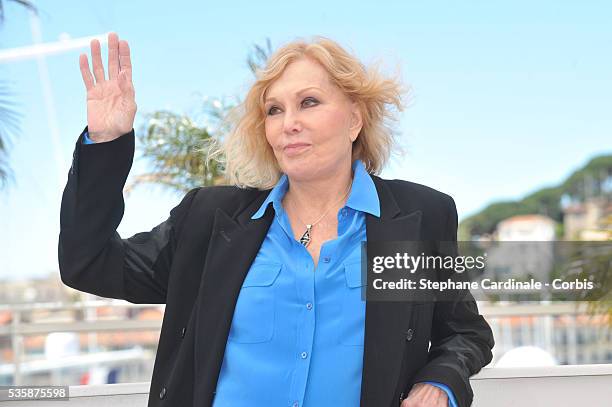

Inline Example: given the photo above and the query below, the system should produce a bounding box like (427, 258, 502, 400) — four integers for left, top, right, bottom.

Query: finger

(118, 40, 132, 83)
(90, 39, 105, 83)
(79, 53, 94, 91)
(118, 70, 135, 97)
(107, 32, 120, 80)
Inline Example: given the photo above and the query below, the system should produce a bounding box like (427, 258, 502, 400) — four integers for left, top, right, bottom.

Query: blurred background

(0, 0, 610, 388)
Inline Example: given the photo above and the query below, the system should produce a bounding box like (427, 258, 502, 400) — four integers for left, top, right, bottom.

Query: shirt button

(405, 328, 414, 341)
(159, 386, 167, 399)
(300, 351, 308, 359)
(306, 302, 313, 310)
(341, 208, 348, 216)
(180, 327, 186, 338)
(322, 257, 330, 263)
(292, 402, 299, 407)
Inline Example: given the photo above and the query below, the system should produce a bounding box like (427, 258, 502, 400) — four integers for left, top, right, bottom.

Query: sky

(0, 0, 610, 282)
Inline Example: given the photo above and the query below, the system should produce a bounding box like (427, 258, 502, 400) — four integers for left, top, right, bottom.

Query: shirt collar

(251, 159, 380, 219)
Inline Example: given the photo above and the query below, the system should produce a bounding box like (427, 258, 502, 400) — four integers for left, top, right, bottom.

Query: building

(563, 197, 612, 240)
(496, 214, 557, 241)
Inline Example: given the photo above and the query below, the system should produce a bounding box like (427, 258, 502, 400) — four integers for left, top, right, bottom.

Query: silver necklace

(287, 181, 352, 248)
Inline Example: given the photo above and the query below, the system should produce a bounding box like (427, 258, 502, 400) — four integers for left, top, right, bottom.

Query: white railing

(0, 364, 611, 406)
(471, 363, 612, 406)
(479, 302, 611, 365)
(0, 301, 162, 385)
(1, 301, 610, 386)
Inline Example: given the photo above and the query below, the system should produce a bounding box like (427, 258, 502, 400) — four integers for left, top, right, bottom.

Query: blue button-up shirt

(82, 133, 456, 406)
(211, 159, 457, 407)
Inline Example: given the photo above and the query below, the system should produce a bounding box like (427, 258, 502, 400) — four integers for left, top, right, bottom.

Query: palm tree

(0, 0, 36, 21)
(246, 38, 273, 74)
(0, 0, 37, 190)
(0, 84, 20, 189)
(125, 109, 226, 195)
(126, 39, 274, 194)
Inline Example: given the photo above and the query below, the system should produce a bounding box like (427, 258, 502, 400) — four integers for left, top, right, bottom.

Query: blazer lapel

(193, 191, 274, 407)
(361, 176, 423, 407)
(191, 177, 422, 407)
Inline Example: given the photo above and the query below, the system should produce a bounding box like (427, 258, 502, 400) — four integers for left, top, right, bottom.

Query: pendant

(299, 224, 312, 247)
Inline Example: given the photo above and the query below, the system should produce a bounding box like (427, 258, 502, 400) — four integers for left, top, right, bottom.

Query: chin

(281, 160, 319, 181)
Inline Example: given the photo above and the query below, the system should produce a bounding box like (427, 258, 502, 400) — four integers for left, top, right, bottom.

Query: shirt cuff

(422, 381, 458, 407)
(82, 131, 96, 144)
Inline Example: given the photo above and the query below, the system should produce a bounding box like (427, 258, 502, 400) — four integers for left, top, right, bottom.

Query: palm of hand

(80, 32, 136, 142)
(87, 79, 135, 139)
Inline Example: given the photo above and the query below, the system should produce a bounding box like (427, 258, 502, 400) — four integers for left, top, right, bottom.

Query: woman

(59, 32, 494, 407)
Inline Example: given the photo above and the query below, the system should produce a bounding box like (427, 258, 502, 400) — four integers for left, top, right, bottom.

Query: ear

(348, 101, 363, 143)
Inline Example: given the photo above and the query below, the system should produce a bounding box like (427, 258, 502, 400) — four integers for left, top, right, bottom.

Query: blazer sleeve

(58, 126, 199, 304)
(411, 196, 495, 407)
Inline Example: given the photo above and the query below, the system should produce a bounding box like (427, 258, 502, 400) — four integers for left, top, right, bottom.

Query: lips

(283, 143, 311, 156)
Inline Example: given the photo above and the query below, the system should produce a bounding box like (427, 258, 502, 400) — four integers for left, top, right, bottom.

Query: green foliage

(0, 0, 37, 191)
(130, 39, 274, 194)
(459, 154, 612, 240)
(127, 111, 225, 194)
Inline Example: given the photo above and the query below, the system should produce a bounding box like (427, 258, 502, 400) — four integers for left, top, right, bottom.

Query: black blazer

(59, 127, 494, 407)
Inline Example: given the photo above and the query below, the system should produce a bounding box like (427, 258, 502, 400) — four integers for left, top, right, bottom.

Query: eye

(267, 105, 281, 116)
(266, 97, 319, 116)
(302, 97, 319, 107)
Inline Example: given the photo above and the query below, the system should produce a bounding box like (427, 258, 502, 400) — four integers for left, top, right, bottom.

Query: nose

(282, 108, 302, 135)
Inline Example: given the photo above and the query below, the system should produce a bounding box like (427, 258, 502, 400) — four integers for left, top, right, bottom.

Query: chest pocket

(228, 263, 282, 344)
(338, 260, 366, 346)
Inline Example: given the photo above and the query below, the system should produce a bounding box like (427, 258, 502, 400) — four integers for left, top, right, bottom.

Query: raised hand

(79, 32, 137, 142)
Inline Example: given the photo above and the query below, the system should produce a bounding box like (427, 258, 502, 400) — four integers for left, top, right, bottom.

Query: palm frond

(246, 37, 273, 75)
(0, 0, 37, 190)
(128, 40, 276, 195)
(0, 0, 37, 23)
(126, 110, 227, 195)
(0, 83, 21, 190)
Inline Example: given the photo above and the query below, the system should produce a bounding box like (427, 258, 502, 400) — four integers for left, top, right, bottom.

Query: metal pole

(10, 310, 22, 385)
(0, 32, 109, 63)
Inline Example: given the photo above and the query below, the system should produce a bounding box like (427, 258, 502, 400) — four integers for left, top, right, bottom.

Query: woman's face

(263, 57, 362, 183)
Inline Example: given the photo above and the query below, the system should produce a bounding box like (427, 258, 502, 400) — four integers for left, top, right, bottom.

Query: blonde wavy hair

(210, 35, 407, 189)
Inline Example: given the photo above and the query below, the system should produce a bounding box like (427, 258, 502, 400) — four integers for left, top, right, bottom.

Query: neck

(283, 161, 354, 222)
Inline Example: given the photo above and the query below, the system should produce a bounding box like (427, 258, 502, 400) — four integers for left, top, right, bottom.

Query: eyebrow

(264, 86, 324, 104)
